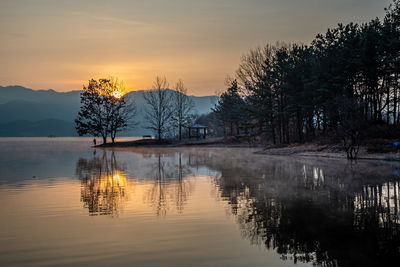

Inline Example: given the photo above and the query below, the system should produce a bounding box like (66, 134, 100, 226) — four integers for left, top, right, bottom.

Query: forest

(210, 0, 400, 158)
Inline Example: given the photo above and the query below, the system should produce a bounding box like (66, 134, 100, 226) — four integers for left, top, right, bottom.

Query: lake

(0, 138, 399, 266)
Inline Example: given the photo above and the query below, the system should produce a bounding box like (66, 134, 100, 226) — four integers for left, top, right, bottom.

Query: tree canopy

(75, 77, 136, 144)
(211, 0, 400, 158)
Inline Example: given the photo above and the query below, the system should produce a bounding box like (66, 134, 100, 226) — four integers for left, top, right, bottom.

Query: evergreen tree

(213, 79, 245, 135)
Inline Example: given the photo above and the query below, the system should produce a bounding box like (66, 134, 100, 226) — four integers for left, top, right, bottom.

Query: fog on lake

(0, 138, 399, 266)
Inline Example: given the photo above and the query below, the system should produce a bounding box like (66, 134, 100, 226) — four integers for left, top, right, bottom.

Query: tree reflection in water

(144, 152, 194, 216)
(75, 149, 195, 217)
(74, 147, 400, 265)
(190, 149, 400, 267)
(76, 150, 129, 216)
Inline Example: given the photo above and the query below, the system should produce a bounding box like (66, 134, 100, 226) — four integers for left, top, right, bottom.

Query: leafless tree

(172, 80, 194, 140)
(336, 97, 366, 159)
(144, 76, 174, 140)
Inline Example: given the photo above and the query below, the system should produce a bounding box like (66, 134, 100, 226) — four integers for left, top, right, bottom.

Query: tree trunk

(296, 109, 302, 143)
(386, 76, 390, 124)
(271, 125, 276, 145)
(111, 130, 116, 144)
(394, 74, 398, 125)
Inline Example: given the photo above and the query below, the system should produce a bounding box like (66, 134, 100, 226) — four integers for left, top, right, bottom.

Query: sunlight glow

(112, 90, 122, 99)
(81, 170, 130, 216)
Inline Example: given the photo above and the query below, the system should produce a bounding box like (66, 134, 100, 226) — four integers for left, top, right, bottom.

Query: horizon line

(0, 84, 218, 97)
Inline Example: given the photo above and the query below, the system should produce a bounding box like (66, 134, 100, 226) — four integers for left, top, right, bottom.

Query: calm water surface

(1, 138, 400, 266)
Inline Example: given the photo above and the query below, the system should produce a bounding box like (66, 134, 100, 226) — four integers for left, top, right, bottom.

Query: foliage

(75, 78, 136, 144)
(208, 0, 400, 158)
(213, 79, 246, 135)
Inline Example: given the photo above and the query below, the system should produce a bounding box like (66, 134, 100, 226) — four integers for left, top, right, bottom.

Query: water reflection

(75, 149, 195, 217)
(75, 150, 130, 216)
(72, 147, 400, 266)
(195, 151, 400, 267)
(144, 152, 194, 216)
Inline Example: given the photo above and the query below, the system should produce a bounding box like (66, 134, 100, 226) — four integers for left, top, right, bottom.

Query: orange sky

(0, 0, 390, 96)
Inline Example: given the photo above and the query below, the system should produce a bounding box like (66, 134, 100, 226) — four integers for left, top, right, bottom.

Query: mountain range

(0, 86, 218, 137)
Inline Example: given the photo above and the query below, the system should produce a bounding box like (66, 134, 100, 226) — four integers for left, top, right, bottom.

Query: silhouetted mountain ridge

(0, 85, 218, 137)
(0, 119, 76, 137)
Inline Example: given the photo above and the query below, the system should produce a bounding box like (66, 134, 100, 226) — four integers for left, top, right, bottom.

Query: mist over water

(0, 138, 399, 266)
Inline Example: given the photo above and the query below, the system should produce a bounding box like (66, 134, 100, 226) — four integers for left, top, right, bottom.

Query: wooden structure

(188, 124, 208, 139)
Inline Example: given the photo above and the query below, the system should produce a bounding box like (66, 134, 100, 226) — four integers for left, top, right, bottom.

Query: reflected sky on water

(0, 138, 399, 266)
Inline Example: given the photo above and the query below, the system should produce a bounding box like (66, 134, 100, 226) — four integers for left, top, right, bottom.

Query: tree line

(75, 76, 194, 143)
(212, 0, 400, 158)
(75, 0, 399, 153)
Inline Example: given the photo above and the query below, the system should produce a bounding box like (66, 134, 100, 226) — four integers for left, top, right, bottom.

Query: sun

(112, 91, 122, 99)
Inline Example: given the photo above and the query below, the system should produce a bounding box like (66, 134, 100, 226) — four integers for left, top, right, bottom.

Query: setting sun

(112, 91, 122, 99)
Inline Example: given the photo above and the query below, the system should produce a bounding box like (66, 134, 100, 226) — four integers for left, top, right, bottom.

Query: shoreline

(96, 138, 400, 162)
(95, 137, 261, 148)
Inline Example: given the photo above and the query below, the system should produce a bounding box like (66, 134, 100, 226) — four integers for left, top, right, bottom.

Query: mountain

(0, 119, 76, 137)
(0, 86, 218, 137)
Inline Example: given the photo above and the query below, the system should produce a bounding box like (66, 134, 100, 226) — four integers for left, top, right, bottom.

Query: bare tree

(144, 76, 174, 140)
(172, 80, 194, 140)
(336, 97, 366, 159)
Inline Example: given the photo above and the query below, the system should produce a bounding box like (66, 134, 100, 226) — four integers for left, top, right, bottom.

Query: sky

(0, 0, 392, 96)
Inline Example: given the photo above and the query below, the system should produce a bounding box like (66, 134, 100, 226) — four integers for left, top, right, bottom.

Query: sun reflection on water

(76, 151, 131, 216)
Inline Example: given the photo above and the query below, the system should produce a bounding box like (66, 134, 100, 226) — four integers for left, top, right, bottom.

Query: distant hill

(0, 119, 76, 137)
(0, 86, 218, 137)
